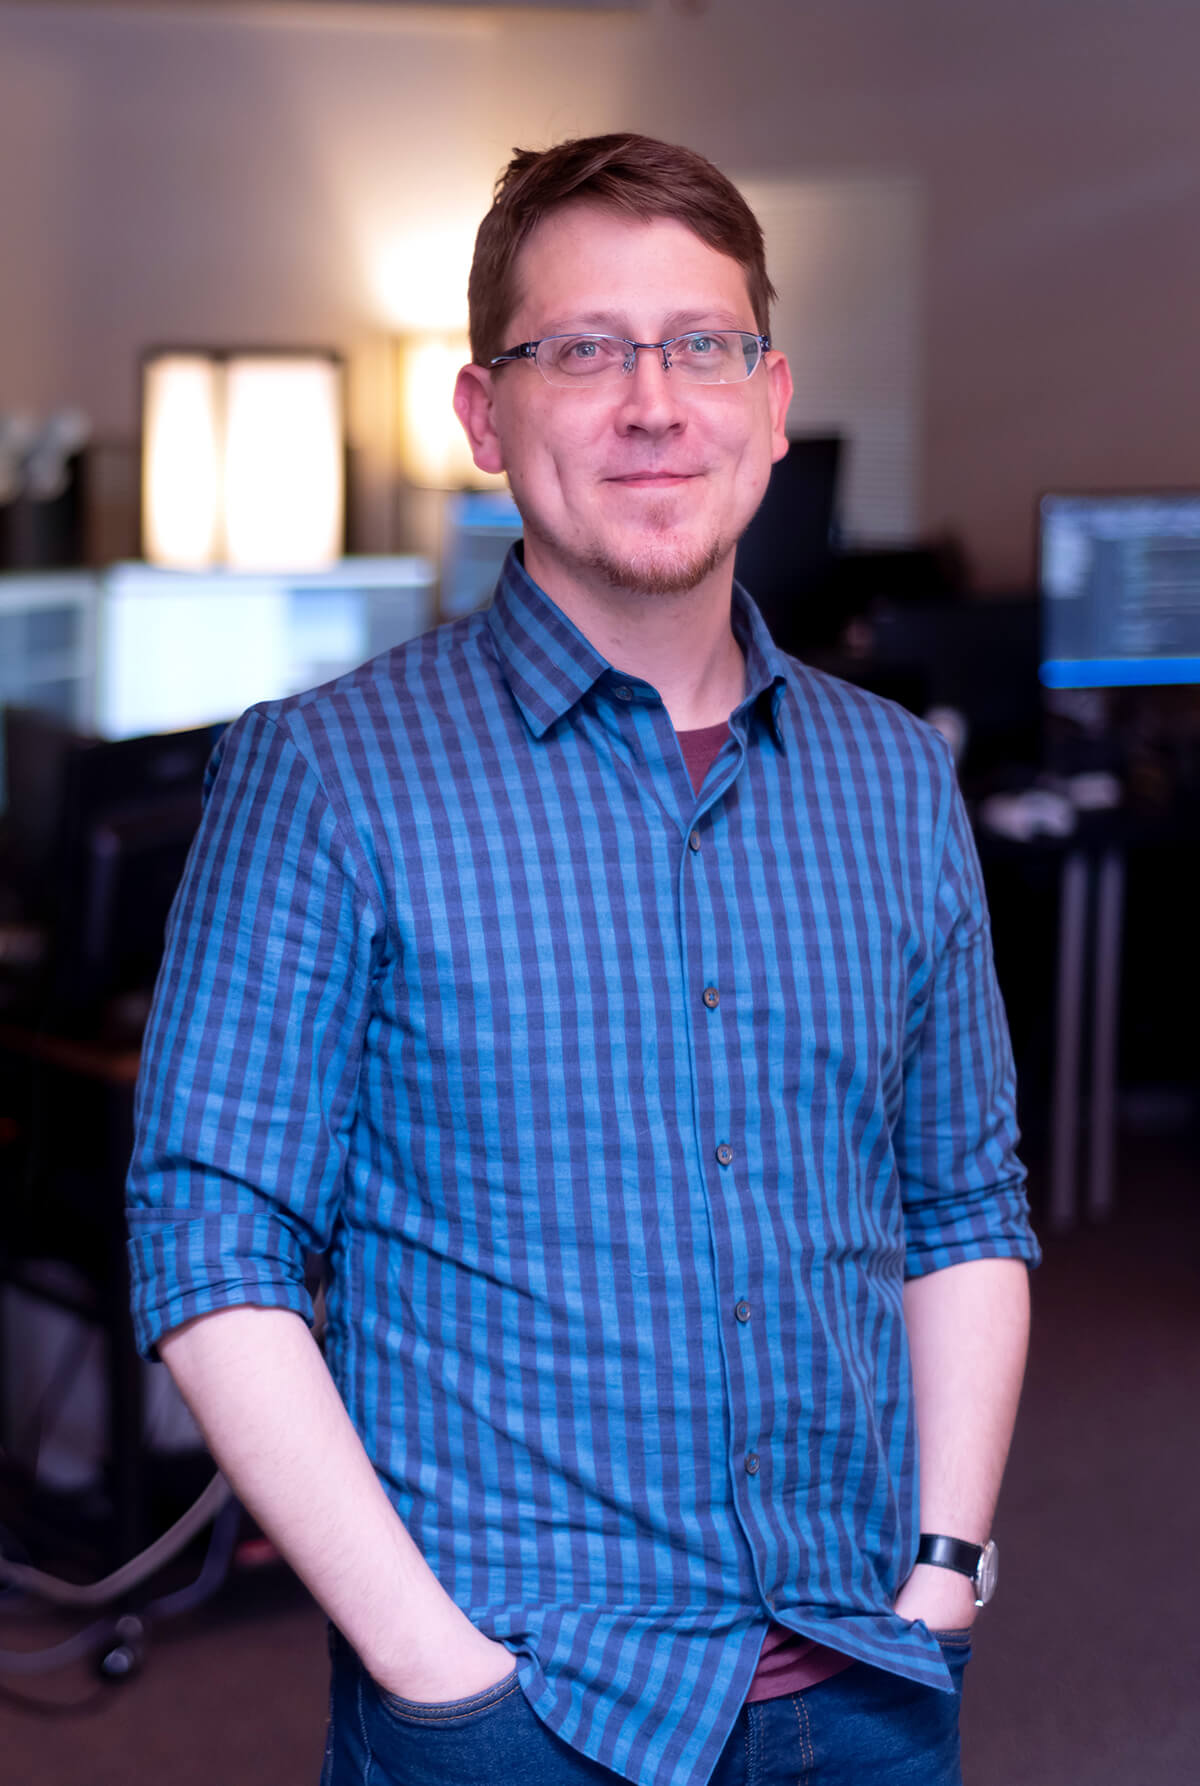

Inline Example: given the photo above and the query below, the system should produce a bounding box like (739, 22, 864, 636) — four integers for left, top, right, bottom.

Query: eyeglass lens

(536, 331, 761, 386)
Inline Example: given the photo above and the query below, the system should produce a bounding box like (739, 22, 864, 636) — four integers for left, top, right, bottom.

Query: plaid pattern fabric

(128, 548, 1038, 1786)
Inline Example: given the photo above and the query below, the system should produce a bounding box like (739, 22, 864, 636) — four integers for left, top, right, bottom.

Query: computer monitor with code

(1039, 492, 1200, 688)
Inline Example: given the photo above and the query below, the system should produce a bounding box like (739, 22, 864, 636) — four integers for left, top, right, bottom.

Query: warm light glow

(374, 226, 476, 333)
(222, 357, 344, 571)
(141, 351, 344, 572)
(397, 334, 504, 491)
(142, 356, 222, 569)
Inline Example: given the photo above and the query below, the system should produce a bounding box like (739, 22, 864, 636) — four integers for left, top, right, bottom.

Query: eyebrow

(532, 308, 751, 339)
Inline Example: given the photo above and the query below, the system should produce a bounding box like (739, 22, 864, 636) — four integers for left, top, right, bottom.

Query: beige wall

(1, 0, 1198, 584)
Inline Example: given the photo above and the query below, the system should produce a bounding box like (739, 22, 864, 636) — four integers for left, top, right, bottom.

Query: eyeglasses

(489, 330, 770, 389)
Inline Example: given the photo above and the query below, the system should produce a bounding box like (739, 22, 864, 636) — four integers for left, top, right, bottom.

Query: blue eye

(545, 336, 624, 377)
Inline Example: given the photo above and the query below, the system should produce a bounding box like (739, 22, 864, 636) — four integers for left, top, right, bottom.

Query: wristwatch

(915, 1533, 999, 1607)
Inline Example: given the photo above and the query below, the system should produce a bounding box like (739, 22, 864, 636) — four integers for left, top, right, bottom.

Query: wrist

(365, 1605, 512, 1702)
(915, 1532, 998, 1607)
(894, 1562, 980, 1631)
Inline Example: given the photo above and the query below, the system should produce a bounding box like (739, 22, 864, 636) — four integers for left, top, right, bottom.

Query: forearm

(159, 1305, 510, 1697)
(895, 1257, 1031, 1625)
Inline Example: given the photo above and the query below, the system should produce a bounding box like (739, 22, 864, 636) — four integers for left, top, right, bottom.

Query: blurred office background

(0, 3, 1197, 1782)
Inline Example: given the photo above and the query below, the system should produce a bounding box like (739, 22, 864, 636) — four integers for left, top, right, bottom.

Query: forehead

(506, 201, 755, 339)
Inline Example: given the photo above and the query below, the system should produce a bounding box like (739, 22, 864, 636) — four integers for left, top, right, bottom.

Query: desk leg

(1050, 851, 1089, 1232)
(1088, 849, 1125, 1223)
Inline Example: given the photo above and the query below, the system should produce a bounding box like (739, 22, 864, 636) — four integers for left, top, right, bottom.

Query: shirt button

(734, 1299, 751, 1323)
(688, 829, 702, 852)
(702, 985, 720, 1009)
(745, 1452, 760, 1475)
(715, 1143, 734, 1167)
(613, 684, 633, 702)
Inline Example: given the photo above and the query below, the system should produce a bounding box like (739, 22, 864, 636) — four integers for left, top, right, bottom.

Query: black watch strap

(916, 1534, 984, 1578)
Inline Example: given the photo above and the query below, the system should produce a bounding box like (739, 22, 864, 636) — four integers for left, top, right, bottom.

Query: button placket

(685, 796, 756, 1525)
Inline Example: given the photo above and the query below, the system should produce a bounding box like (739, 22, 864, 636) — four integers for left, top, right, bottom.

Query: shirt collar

(487, 544, 792, 745)
(486, 547, 611, 739)
(729, 574, 792, 747)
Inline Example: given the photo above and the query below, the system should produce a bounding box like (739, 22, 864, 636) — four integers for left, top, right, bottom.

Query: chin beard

(583, 531, 730, 599)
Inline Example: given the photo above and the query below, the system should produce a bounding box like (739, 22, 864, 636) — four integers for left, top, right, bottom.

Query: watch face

(975, 1539, 999, 1605)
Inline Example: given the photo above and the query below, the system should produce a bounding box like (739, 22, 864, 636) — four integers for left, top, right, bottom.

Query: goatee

(584, 533, 729, 599)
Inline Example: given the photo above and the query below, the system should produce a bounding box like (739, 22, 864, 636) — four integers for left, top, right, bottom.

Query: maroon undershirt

(675, 720, 734, 793)
(676, 721, 855, 1701)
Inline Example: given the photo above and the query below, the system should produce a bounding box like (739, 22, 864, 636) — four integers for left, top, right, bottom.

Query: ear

(765, 351, 794, 464)
(453, 362, 505, 476)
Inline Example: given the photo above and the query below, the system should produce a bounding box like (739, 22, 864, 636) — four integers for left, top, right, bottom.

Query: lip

(606, 471, 700, 486)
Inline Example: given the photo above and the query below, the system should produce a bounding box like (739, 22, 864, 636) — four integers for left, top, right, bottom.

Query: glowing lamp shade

(222, 357, 343, 570)
(141, 356, 222, 568)
(397, 334, 505, 492)
(142, 351, 344, 571)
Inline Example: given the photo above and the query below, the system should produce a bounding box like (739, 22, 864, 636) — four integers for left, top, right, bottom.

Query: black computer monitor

(43, 723, 222, 1035)
(1, 704, 86, 920)
(734, 435, 842, 651)
(869, 598, 1043, 785)
(1039, 491, 1200, 689)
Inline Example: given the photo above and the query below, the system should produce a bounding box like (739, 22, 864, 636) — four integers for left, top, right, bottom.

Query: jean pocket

(930, 1628, 972, 1700)
(375, 1663, 521, 1727)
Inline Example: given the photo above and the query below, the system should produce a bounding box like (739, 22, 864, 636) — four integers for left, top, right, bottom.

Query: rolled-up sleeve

(895, 762, 1041, 1278)
(126, 704, 381, 1356)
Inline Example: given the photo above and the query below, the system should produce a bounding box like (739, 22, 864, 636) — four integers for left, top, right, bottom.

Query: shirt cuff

(128, 1210, 315, 1359)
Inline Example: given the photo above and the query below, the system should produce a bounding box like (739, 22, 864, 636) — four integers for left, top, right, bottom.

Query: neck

(523, 546, 745, 731)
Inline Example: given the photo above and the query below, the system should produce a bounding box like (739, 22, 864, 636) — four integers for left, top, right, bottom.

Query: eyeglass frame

(487, 329, 772, 386)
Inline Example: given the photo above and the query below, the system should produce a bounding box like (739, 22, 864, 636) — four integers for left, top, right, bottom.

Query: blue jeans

(321, 1628, 971, 1785)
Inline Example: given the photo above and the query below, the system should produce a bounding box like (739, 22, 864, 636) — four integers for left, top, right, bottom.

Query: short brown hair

(467, 132, 777, 366)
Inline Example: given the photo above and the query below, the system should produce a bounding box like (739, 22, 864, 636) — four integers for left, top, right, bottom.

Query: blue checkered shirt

(128, 548, 1039, 1786)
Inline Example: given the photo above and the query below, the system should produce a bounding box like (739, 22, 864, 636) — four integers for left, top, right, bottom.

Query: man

(127, 134, 1038, 1786)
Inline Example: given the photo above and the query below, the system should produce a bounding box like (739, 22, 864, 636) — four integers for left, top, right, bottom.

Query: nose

(614, 345, 686, 435)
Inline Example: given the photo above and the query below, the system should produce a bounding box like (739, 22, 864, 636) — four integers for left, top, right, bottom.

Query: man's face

(456, 203, 792, 604)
